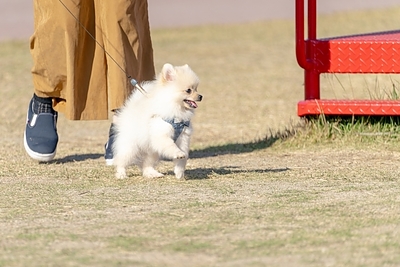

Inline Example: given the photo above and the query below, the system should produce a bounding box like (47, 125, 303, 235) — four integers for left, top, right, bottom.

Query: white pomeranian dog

(112, 63, 202, 179)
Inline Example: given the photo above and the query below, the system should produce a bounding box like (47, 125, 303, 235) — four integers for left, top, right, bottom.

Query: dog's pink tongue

(190, 101, 198, 108)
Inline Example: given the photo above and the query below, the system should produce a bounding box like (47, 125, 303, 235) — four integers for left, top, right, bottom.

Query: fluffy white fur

(112, 63, 202, 179)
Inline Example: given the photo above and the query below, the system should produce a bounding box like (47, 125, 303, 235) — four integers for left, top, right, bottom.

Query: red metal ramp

(295, 0, 400, 116)
(298, 100, 400, 117)
(311, 30, 400, 74)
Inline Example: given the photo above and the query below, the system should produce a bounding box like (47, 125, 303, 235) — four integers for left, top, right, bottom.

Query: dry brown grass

(1, 7, 400, 267)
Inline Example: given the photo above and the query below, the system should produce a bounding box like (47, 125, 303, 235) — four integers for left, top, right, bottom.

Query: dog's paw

(174, 171, 185, 180)
(174, 166, 186, 179)
(143, 168, 164, 178)
(174, 151, 187, 160)
(116, 172, 127, 179)
(116, 167, 127, 179)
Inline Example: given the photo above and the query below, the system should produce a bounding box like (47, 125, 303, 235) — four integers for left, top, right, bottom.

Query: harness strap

(163, 118, 190, 142)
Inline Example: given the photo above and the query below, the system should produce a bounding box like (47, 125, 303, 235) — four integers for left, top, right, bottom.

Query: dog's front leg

(173, 157, 187, 179)
(173, 133, 191, 179)
(116, 166, 127, 179)
(152, 135, 186, 160)
(164, 142, 186, 160)
(141, 152, 164, 178)
(150, 119, 186, 159)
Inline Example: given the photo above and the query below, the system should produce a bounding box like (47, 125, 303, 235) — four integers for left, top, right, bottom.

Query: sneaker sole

(24, 131, 56, 162)
(105, 158, 114, 166)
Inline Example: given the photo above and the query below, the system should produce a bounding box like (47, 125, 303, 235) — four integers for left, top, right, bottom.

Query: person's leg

(30, 0, 108, 120)
(25, 0, 155, 162)
(25, 0, 84, 161)
(98, 0, 155, 164)
(96, 0, 155, 110)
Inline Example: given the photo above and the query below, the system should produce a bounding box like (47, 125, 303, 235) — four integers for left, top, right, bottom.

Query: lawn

(1, 6, 400, 267)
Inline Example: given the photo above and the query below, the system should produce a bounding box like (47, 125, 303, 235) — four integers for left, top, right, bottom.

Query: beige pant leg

(30, 0, 154, 120)
(31, 0, 108, 120)
(31, 0, 81, 100)
(95, 0, 155, 111)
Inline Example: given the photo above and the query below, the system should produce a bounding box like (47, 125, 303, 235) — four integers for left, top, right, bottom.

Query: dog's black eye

(186, 89, 192, 94)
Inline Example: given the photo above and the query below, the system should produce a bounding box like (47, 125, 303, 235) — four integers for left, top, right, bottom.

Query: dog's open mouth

(184, 99, 198, 109)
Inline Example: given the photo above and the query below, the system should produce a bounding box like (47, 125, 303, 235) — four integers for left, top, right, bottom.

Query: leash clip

(129, 78, 148, 96)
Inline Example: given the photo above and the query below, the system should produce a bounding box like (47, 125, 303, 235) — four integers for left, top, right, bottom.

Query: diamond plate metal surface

(310, 30, 400, 73)
(298, 100, 400, 116)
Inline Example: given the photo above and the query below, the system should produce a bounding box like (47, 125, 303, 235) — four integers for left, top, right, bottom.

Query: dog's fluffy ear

(161, 63, 176, 82)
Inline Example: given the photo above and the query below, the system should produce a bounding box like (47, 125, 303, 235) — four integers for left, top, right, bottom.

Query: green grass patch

(265, 115, 400, 150)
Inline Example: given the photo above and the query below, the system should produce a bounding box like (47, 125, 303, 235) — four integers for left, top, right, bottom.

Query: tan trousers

(30, 0, 155, 120)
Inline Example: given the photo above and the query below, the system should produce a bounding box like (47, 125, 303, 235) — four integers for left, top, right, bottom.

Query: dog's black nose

(198, 95, 203, 101)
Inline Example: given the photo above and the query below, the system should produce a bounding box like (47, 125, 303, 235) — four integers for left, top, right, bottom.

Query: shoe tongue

(33, 95, 55, 114)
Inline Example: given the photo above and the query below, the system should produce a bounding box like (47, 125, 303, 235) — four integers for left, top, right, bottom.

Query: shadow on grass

(184, 166, 290, 180)
(38, 126, 293, 165)
(190, 136, 279, 159)
(40, 153, 104, 164)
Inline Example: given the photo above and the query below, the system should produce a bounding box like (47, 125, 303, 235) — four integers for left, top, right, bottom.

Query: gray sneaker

(104, 123, 116, 165)
(24, 96, 58, 162)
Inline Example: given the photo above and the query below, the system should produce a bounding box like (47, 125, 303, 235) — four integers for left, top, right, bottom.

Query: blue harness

(163, 118, 190, 142)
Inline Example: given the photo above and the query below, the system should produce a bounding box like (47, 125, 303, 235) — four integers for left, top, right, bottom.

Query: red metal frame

(295, 0, 400, 116)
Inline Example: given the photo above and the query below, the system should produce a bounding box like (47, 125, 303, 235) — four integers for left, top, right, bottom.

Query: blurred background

(1, 0, 400, 41)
